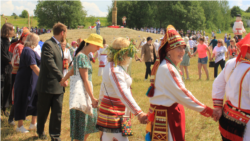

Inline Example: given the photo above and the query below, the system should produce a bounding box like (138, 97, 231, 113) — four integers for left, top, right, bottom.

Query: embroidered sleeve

(165, 62, 213, 117)
(212, 62, 227, 108)
(110, 64, 142, 116)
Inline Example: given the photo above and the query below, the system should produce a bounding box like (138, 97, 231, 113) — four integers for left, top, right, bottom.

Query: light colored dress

(70, 53, 99, 141)
(180, 46, 190, 66)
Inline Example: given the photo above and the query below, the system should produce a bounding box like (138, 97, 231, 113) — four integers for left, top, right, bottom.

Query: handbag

(103, 84, 133, 136)
(69, 56, 93, 117)
(209, 60, 215, 67)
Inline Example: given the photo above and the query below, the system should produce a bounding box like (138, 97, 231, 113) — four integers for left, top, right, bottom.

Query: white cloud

(82, 2, 108, 17)
(1, 1, 15, 15)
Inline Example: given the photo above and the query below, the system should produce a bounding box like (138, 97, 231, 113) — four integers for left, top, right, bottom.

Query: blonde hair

(24, 33, 40, 49)
(230, 38, 236, 45)
(108, 37, 131, 66)
(218, 39, 224, 46)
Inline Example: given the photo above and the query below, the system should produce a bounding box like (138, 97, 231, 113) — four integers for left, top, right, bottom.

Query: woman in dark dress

(14, 33, 41, 133)
(1, 23, 15, 118)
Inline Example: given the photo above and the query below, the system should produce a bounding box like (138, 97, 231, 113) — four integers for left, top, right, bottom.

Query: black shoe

(38, 133, 48, 140)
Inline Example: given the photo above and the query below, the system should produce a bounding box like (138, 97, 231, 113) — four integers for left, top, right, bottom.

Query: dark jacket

(209, 39, 218, 49)
(1, 37, 12, 75)
(36, 37, 64, 94)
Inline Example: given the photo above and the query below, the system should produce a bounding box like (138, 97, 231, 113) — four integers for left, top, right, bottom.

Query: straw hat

(84, 33, 103, 48)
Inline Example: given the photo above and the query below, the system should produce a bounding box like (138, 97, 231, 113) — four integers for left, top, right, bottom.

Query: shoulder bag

(69, 55, 93, 117)
(103, 84, 133, 136)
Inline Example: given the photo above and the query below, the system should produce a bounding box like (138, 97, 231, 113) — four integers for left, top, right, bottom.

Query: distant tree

(231, 6, 242, 17)
(246, 7, 250, 13)
(34, 0, 87, 28)
(11, 13, 17, 16)
(20, 10, 29, 18)
(86, 15, 96, 26)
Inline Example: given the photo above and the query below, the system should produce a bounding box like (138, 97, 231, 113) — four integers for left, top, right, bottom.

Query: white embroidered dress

(212, 58, 250, 141)
(63, 48, 72, 76)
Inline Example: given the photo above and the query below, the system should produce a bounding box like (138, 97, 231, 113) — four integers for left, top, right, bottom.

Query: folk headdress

(236, 33, 250, 63)
(9, 27, 30, 53)
(146, 25, 186, 97)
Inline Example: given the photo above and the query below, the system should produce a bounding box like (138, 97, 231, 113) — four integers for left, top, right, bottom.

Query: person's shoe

(38, 133, 48, 140)
(8, 120, 15, 126)
(51, 136, 61, 141)
(16, 126, 29, 133)
(29, 123, 37, 130)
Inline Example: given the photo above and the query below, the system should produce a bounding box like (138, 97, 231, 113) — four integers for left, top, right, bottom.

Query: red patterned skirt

(96, 95, 125, 133)
(146, 103, 185, 141)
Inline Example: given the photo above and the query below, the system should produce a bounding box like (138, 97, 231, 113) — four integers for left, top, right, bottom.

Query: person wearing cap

(96, 19, 101, 35)
(61, 33, 103, 141)
(8, 27, 30, 125)
(211, 33, 250, 141)
(145, 25, 216, 141)
(233, 14, 246, 42)
(96, 37, 147, 141)
(36, 22, 68, 140)
(141, 37, 156, 81)
(1, 23, 15, 121)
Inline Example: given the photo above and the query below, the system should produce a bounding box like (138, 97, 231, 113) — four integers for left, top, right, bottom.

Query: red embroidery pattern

(110, 63, 141, 116)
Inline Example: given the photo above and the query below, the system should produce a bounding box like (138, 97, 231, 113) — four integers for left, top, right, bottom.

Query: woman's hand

(91, 97, 98, 108)
(138, 112, 148, 124)
(212, 108, 222, 122)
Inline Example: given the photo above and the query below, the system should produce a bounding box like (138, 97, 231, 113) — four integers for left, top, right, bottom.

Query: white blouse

(212, 58, 250, 109)
(99, 62, 142, 116)
(150, 59, 212, 116)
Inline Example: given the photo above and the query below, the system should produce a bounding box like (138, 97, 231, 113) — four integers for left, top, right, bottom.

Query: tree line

(107, 1, 247, 31)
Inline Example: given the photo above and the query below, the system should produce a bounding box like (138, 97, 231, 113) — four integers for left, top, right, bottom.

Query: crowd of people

(1, 21, 250, 141)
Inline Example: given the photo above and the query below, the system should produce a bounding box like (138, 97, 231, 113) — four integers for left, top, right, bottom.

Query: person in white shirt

(212, 33, 250, 141)
(139, 37, 146, 49)
(34, 44, 41, 57)
(145, 25, 216, 141)
(153, 39, 159, 52)
(97, 37, 147, 141)
(94, 39, 108, 76)
(211, 39, 228, 78)
(189, 37, 194, 54)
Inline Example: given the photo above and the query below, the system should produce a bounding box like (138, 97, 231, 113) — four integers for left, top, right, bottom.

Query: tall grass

(0, 28, 245, 141)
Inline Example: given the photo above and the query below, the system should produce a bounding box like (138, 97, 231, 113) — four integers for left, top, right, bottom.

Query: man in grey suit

(36, 22, 67, 141)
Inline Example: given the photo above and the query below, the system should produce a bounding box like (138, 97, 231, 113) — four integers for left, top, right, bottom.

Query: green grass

(1, 16, 39, 28)
(0, 27, 248, 141)
(1, 16, 108, 29)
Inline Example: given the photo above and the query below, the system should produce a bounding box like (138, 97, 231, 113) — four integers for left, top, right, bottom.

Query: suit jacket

(36, 37, 64, 94)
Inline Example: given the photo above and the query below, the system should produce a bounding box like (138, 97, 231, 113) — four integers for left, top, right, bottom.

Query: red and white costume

(148, 59, 213, 141)
(63, 48, 72, 76)
(97, 62, 142, 141)
(146, 25, 213, 141)
(97, 44, 108, 76)
(212, 58, 250, 141)
(233, 20, 246, 36)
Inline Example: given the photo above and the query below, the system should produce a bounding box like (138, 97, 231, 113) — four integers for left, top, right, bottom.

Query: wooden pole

(28, 13, 30, 30)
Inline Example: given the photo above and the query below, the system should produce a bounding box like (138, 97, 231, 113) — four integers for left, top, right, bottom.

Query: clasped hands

(59, 79, 68, 87)
(138, 112, 148, 124)
(212, 108, 222, 122)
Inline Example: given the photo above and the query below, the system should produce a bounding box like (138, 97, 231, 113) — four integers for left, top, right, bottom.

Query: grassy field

(0, 28, 248, 141)
(1, 16, 107, 29)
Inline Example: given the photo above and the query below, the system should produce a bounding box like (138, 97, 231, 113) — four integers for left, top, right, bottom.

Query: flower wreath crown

(106, 40, 137, 66)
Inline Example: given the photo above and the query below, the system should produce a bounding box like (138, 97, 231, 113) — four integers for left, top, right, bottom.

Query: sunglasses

(218, 42, 221, 43)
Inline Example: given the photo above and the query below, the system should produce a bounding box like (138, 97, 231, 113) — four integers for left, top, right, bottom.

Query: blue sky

(1, 0, 249, 17)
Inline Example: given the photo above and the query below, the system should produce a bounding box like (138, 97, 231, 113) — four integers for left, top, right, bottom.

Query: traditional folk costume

(212, 33, 250, 141)
(145, 25, 213, 141)
(233, 14, 246, 42)
(97, 41, 141, 141)
(97, 44, 108, 76)
(62, 48, 72, 76)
